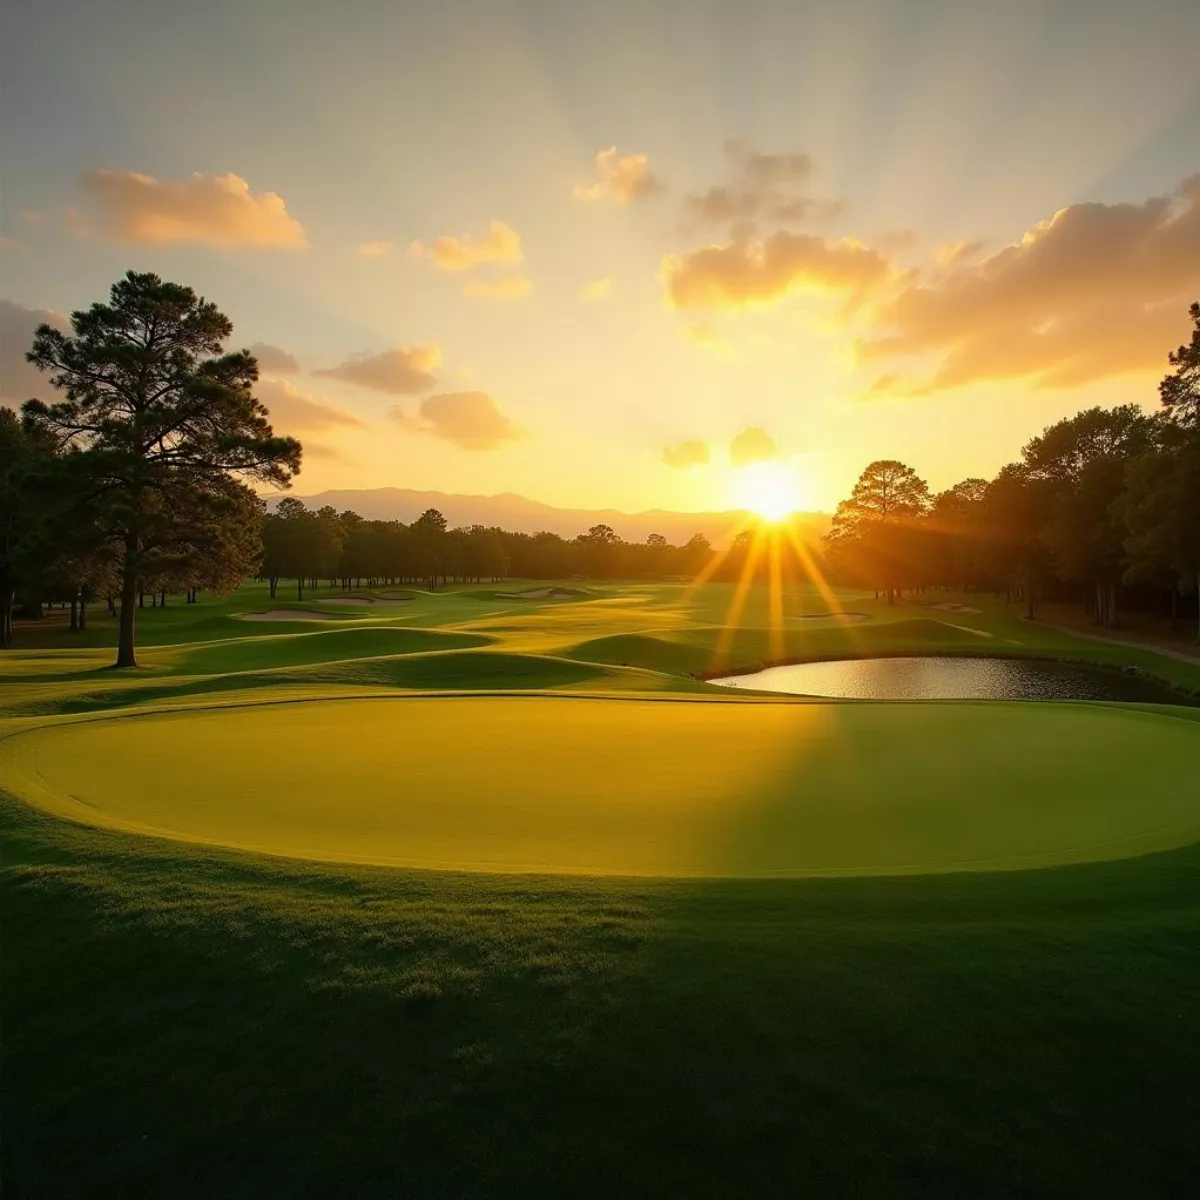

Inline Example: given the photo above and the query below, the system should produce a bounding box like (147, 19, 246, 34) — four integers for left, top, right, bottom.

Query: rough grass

(6, 796, 1200, 1198)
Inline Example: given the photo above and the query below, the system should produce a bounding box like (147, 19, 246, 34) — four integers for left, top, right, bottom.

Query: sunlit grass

(6, 578, 1200, 1196)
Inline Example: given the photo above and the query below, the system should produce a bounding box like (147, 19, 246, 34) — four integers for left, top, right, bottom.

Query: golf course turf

(4, 580, 1200, 1197)
(7, 697, 1200, 876)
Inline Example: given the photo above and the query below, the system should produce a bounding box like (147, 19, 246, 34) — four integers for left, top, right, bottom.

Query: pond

(713, 656, 1188, 704)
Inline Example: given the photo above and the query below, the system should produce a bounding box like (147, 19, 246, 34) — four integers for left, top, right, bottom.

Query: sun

(732, 461, 807, 522)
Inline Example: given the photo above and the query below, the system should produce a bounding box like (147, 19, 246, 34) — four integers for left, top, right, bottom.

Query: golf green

(5, 696, 1200, 877)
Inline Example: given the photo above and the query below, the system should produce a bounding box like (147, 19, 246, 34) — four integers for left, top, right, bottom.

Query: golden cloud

(462, 274, 533, 299)
(256, 379, 367, 432)
(358, 240, 394, 258)
(682, 140, 836, 233)
(316, 345, 440, 395)
(663, 232, 891, 309)
(1, 299, 69, 404)
(729, 426, 778, 465)
(580, 277, 613, 301)
(935, 240, 982, 266)
(858, 174, 1200, 392)
(392, 391, 526, 451)
(575, 147, 666, 205)
(410, 220, 522, 271)
(662, 440, 710, 468)
(248, 342, 300, 374)
(78, 170, 307, 248)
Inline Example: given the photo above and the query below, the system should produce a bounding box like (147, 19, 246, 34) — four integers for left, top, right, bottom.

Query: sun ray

(779, 520, 868, 658)
(710, 529, 767, 673)
(680, 512, 759, 603)
(767, 527, 786, 665)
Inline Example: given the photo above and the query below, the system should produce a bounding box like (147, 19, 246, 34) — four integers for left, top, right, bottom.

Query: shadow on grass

(4, 787, 1200, 1199)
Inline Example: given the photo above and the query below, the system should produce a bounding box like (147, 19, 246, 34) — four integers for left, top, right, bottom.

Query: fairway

(8, 695, 1200, 877)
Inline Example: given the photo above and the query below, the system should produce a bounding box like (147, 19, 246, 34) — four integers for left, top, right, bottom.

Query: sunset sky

(3, 0, 1199, 514)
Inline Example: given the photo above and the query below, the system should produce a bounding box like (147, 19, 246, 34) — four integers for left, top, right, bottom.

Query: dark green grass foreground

(5, 581, 1200, 1197)
(7, 799, 1200, 1199)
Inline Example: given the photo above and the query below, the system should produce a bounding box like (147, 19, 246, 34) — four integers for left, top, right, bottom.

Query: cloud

(662, 440, 710, 468)
(77, 170, 307, 248)
(729, 427, 778, 466)
(302, 442, 348, 462)
(0, 236, 26, 254)
(392, 391, 525, 451)
(248, 342, 300, 374)
(682, 140, 843, 234)
(409, 220, 522, 271)
(936, 240, 982, 266)
(575, 147, 666, 205)
(663, 232, 891, 309)
(858, 174, 1200, 392)
(358, 240, 394, 258)
(0, 300, 69, 404)
(19, 210, 44, 226)
(462, 274, 532, 299)
(316, 345, 440, 395)
(580, 277, 613, 301)
(256, 379, 366, 432)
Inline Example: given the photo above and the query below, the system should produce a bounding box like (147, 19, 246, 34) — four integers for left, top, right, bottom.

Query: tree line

(3, 270, 1198, 665)
(259, 500, 716, 599)
(821, 302, 1200, 638)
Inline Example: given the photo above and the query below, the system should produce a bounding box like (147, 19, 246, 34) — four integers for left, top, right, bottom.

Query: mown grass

(5, 579, 1200, 1196)
(9, 696, 1200, 876)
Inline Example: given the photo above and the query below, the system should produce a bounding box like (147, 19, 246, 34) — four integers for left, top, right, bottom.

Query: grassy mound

(564, 632, 708, 674)
(176, 627, 491, 675)
(289, 650, 615, 690)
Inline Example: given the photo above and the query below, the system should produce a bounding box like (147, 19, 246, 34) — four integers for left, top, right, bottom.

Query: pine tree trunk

(79, 599, 87, 630)
(116, 535, 139, 668)
(69, 595, 79, 632)
(0, 590, 13, 649)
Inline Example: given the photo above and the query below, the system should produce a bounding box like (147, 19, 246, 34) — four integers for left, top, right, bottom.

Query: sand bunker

(497, 588, 578, 600)
(929, 602, 982, 615)
(320, 596, 412, 606)
(238, 609, 349, 622)
(792, 611, 870, 621)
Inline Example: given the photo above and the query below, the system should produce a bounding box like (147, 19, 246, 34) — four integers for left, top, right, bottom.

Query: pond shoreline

(697, 648, 1200, 704)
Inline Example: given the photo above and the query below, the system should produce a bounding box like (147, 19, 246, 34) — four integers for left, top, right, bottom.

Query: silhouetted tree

(1160, 301, 1200, 423)
(1024, 406, 1155, 627)
(826, 460, 930, 603)
(1119, 429, 1200, 641)
(23, 272, 300, 666)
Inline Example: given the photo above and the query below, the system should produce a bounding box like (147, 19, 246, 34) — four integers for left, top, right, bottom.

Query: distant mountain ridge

(267, 487, 831, 547)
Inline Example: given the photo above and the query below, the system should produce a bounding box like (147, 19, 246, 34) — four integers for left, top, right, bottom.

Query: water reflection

(714, 656, 1185, 703)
